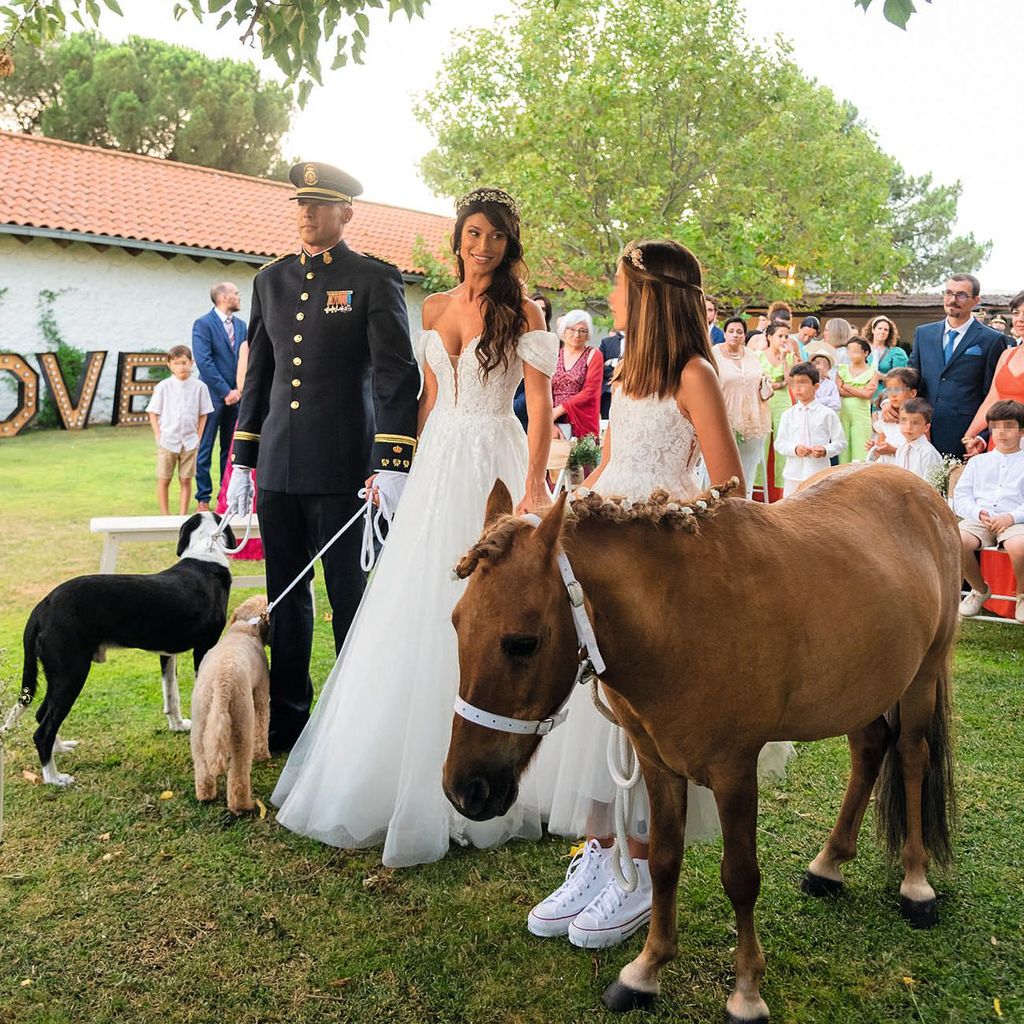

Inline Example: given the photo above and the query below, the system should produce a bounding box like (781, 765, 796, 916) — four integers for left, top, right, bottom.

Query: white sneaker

(567, 858, 653, 949)
(528, 840, 613, 938)
(960, 586, 992, 617)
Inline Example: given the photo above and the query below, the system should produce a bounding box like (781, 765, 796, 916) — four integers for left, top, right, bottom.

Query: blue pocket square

(964, 345, 983, 356)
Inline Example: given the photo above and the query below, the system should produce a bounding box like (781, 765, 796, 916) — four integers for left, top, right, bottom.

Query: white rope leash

(257, 487, 391, 623)
(590, 678, 642, 893)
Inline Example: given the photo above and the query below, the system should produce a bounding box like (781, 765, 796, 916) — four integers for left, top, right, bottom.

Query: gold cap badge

(303, 164, 318, 185)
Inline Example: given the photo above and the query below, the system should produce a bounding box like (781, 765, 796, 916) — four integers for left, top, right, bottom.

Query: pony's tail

(5, 607, 42, 732)
(875, 651, 957, 867)
(202, 688, 232, 780)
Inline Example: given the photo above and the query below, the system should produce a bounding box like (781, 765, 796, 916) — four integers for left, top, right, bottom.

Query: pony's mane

(453, 477, 741, 579)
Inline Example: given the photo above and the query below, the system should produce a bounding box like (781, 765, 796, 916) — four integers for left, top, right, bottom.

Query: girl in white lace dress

(271, 189, 558, 867)
(528, 239, 794, 949)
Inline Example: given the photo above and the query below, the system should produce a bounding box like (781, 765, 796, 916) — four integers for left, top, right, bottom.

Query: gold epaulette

(361, 251, 398, 268)
(256, 252, 296, 274)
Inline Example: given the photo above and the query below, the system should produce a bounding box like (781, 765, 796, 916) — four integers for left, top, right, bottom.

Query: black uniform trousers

(258, 488, 367, 742)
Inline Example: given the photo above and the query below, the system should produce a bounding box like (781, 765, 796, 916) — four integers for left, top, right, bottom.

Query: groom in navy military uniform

(909, 273, 1006, 457)
(227, 162, 420, 751)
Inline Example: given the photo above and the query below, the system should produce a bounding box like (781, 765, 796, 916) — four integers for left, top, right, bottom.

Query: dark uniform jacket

(232, 240, 420, 492)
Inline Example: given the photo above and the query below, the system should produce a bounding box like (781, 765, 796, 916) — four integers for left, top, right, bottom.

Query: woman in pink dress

(550, 309, 603, 440)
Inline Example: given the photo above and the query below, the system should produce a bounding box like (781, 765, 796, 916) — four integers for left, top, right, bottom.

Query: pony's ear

(484, 479, 513, 529)
(533, 491, 567, 554)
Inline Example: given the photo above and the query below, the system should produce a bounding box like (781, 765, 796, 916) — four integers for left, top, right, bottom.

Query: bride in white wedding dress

(271, 188, 558, 867)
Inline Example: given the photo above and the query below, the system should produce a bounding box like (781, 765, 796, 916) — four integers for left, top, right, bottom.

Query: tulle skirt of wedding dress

(271, 408, 548, 867)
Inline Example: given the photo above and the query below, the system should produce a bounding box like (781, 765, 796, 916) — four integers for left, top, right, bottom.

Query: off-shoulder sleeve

(414, 328, 434, 366)
(517, 330, 559, 377)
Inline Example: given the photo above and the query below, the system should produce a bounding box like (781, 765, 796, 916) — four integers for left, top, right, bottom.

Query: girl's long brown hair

(452, 190, 528, 380)
(616, 240, 715, 399)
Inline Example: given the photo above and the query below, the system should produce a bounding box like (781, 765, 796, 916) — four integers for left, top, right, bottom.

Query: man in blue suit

(192, 282, 246, 510)
(909, 274, 1006, 457)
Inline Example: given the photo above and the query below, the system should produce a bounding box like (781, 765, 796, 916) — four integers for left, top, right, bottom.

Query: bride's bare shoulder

(422, 289, 460, 329)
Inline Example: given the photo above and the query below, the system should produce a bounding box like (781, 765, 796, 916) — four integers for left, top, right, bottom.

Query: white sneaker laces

(549, 841, 603, 909)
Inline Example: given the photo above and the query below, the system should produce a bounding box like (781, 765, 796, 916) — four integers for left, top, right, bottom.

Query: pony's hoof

(726, 1013, 770, 1024)
(900, 895, 938, 929)
(601, 980, 656, 1013)
(801, 870, 843, 898)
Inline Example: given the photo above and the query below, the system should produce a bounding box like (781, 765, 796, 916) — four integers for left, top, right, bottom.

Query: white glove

(372, 470, 408, 519)
(225, 465, 255, 517)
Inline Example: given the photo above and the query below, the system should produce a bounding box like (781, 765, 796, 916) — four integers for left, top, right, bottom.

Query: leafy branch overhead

(0, 0, 431, 104)
(854, 0, 932, 30)
(0, 0, 928, 101)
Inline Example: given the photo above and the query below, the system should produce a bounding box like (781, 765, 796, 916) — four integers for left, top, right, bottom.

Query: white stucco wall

(0, 234, 427, 426)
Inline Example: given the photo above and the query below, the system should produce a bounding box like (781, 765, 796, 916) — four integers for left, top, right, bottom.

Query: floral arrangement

(927, 455, 962, 498)
(567, 433, 602, 472)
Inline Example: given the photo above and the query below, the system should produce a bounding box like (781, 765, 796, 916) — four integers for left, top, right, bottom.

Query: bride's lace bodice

(420, 329, 558, 418)
(596, 392, 702, 501)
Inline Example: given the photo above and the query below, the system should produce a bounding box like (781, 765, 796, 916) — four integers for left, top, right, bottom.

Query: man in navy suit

(909, 273, 1006, 457)
(192, 282, 246, 510)
(598, 329, 624, 419)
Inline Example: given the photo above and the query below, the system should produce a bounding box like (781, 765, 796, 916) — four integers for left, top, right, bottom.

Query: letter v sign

(36, 351, 108, 430)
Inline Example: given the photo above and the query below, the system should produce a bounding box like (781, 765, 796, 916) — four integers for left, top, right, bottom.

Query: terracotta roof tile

(0, 130, 454, 274)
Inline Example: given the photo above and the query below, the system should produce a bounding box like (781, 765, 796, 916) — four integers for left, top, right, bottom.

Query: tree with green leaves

(888, 167, 991, 291)
(415, 0, 922, 308)
(0, 0, 927, 104)
(0, 31, 294, 176)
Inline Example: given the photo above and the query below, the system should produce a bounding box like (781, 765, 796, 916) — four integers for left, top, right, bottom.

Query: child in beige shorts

(953, 399, 1024, 622)
(148, 345, 214, 514)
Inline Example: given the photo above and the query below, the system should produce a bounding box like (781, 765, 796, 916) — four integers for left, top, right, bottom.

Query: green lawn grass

(0, 427, 1021, 1023)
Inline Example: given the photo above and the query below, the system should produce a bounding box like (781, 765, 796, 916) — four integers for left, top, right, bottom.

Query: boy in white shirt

(867, 366, 920, 461)
(773, 361, 846, 498)
(872, 395, 942, 483)
(954, 399, 1024, 622)
(148, 345, 214, 515)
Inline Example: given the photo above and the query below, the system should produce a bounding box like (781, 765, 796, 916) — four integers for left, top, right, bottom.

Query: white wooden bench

(89, 515, 265, 589)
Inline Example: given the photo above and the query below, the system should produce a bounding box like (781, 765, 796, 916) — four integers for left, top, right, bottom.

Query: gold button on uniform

(306, 272, 314, 280)
(290, 400, 299, 410)
(295, 312, 304, 321)
(293, 356, 302, 366)
(293, 334, 302, 342)
(300, 292, 309, 301)
(292, 378, 301, 387)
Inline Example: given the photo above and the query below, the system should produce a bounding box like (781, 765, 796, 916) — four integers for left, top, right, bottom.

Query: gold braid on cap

(456, 188, 520, 220)
(622, 240, 704, 294)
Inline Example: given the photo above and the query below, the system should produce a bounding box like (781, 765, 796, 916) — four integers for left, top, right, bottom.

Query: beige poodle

(190, 595, 270, 814)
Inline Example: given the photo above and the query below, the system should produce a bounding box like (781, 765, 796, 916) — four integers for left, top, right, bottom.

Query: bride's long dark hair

(452, 188, 528, 380)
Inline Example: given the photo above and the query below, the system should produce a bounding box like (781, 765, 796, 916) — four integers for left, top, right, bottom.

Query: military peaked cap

(288, 161, 363, 204)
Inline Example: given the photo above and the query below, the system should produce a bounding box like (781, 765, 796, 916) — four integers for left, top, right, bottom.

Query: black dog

(10, 512, 236, 785)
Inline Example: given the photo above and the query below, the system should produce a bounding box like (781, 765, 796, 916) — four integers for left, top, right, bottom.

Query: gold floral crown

(621, 240, 704, 294)
(622, 240, 646, 271)
(456, 187, 520, 220)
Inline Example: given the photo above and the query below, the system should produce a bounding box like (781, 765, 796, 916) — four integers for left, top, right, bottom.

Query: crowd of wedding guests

(534, 275, 1024, 622)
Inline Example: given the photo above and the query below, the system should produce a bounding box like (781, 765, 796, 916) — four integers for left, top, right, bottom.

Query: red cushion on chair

(980, 548, 1018, 619)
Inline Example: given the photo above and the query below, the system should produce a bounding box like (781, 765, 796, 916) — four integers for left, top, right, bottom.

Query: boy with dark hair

(954, 399, 1024, 621)
(888, 397, 943, 482)
(773, 361, 846, 497)
(868, 366, 921, 460)
(148, 346, 214, 515)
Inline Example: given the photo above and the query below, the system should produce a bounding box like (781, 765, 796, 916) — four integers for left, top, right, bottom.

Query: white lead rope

(590, 678, 642, 894)
(259, 488, 391, 622)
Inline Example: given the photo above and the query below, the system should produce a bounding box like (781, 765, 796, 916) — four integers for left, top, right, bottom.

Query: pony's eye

(501, 634, 539, 658)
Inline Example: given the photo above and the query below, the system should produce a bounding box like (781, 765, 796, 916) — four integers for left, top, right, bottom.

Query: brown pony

(443, 464, 959, 1023)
